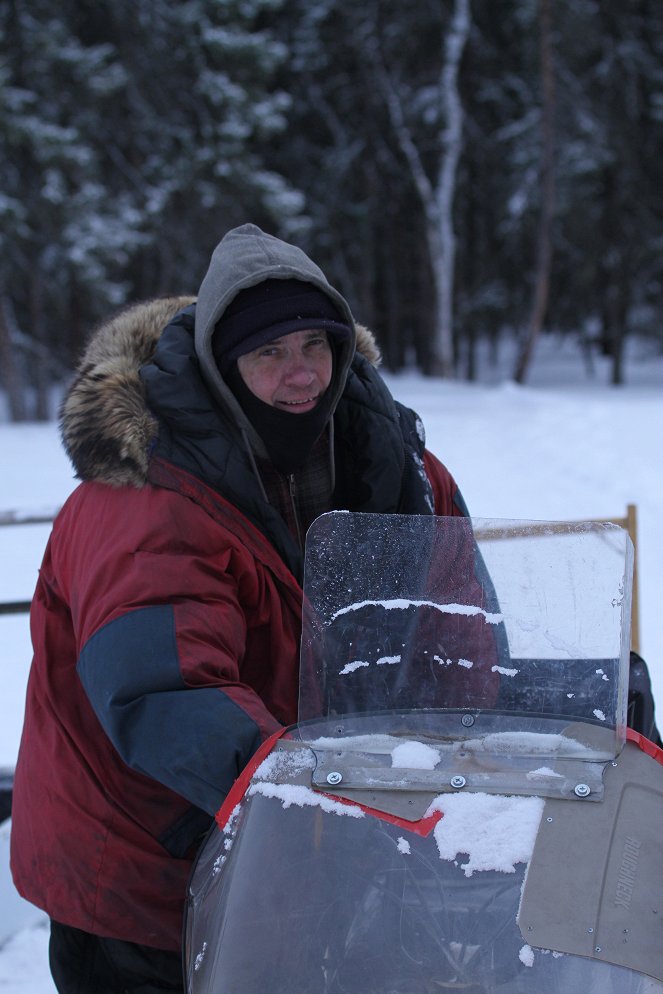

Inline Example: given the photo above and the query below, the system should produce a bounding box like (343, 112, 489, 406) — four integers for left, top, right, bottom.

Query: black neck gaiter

(227, 365, 333, 475)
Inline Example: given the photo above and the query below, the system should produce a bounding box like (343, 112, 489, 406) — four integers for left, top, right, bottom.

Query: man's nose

(283, 355, 315, 382)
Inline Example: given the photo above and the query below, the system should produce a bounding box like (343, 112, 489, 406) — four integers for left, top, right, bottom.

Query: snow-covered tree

(0, 0, 302, 417)
(2, 0, 662, 407)
(274, 0, 477, 374)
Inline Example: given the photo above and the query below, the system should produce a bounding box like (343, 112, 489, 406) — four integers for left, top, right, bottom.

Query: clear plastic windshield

(298, 513, 633, 760)
(187, 784, 663, 994)
(185, 514, 658, 994)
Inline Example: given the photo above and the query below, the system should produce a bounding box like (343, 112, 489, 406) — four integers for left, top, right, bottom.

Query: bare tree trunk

(362, 0, 470, 379)
(604, 274, 628, 385)
(0, 295, 28, 422)
(29, 266, 51, 420)
(611, 333, 625, 385)
(514, 0, 556, 384)
(595, 166, 627, 385)
(430, 0, 471, 377)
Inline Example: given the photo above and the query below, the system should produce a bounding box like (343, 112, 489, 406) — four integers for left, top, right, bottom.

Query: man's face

(237, 329, 333, 413)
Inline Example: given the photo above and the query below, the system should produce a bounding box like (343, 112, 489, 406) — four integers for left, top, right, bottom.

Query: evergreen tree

(0, 0, 301, 417)
(551, 0, 663, 383)
(1, 0, 662, 410)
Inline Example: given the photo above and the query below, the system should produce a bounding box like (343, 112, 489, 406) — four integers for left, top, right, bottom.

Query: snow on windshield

(427, 792, 545, 876)
(331, 598, 503, 625)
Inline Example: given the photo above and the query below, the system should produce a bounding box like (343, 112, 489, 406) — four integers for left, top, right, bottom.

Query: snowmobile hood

(186, 723, 663, 994)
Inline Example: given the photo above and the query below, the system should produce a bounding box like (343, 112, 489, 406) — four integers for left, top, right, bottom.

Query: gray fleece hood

(195, 224, 357, 431)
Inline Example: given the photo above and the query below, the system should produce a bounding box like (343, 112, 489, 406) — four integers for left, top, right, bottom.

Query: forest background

(1, 0, 662, 421)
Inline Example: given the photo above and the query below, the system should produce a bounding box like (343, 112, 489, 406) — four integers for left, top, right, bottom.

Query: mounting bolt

(450, 775, 467, 789)
(574, 783, 591, 798)
(461, 714, 475, 727)
(326, 771, 343, 785)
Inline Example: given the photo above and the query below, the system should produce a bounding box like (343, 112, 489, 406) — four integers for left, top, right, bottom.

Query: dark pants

(49, 920, 183, 994)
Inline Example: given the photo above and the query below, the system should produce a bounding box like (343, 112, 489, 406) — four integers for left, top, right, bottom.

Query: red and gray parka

(11, 225, 472, 951)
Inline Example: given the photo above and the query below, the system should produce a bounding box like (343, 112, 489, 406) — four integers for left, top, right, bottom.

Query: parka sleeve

(76, 602, 271, 816)
(423, 449, 471, 517)
(58, 481, 300, 817)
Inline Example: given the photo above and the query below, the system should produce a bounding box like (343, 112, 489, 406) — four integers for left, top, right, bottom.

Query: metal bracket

(311, 749, 606, 804)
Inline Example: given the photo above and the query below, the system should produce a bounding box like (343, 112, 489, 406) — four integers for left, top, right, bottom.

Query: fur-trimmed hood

(60, 296, 380, 489)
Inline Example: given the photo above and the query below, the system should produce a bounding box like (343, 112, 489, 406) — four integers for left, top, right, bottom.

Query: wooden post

(625, 503, 640, 654)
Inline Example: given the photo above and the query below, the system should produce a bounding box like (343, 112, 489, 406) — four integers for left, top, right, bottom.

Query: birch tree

(513, 0, 556, 384)
(360, 0, 471, 376)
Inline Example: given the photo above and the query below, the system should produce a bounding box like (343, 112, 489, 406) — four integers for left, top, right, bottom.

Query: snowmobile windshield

(298, 513, 633, 761)
(188, 770, 663, 994)
(185, 513, 663, 994)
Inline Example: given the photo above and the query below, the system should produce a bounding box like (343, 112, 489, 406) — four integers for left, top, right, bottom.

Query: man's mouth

(279, 396, 319, 409)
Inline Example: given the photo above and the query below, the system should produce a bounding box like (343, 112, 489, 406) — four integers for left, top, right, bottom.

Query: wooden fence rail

(0, 509, 60, 616)
(0, 506, 639, 651)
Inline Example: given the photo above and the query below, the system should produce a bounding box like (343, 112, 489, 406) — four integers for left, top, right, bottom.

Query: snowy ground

(0, 333, 662, 990)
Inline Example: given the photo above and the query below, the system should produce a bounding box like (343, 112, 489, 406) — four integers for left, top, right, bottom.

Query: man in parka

(10, 224, 491, 993)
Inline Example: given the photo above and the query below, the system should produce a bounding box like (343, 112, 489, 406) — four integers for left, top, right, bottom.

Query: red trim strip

(626, 726, 663, 764)
(328, 795, 443, 836)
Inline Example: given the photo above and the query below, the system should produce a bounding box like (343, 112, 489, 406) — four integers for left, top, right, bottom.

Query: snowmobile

(184, 512, 663, 993)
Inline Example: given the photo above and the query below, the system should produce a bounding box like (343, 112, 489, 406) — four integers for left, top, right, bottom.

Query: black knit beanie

(212, 278, 352, 374)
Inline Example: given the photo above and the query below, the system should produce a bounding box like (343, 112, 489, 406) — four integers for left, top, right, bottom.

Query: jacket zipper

(288, 473, 304, 550)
